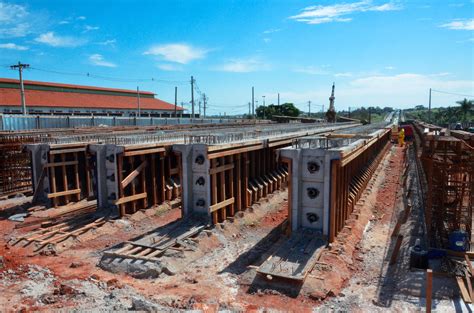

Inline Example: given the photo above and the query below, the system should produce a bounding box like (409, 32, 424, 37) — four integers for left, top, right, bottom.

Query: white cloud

(263, 28, 281, 34)
(83, 25, 99, 32)
(0, 2, 28, 22)
(59, 20, 70, 25)
(289, 0, 401, 25)
(440, 19, 474, 30)
(35, 32, 85, 47)
(0, 22, 29, 38)
(263, 37, 271, 43)
(385, 66, 395, 70)
(0, 2, 30, 38)
(0, 42, 28, 50)
(76, 16, 86, 20)
(89, 54, 116, 67)
(334, 72, 353, 77)
(278, 73, 473, 110)
(293, 65, 330, 75)
(157, 63, 182, 71)
(97, 39, 116, 46)
(144, 43, 208, 64)
(217, 58, 269, 73)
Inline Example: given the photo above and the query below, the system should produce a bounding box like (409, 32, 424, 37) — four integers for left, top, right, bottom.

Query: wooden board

(257, 231, 326, 281)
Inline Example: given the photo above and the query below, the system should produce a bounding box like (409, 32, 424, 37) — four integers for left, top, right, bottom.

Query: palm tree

(456, 98, 473, 122)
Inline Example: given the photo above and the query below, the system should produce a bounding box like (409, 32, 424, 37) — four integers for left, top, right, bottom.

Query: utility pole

(191, 76, 195, 119)
(252, 87, 255, 118)
(202, 93, 207, 118)
(348, 107, 351, 118)
(428, 88, 432, 123)
(174, 86, 177, 117)
(198, 100, 201, 116)
(248, 102, 251, 116)
(262, 95, 266, 120)
(278, 93, 280, 106)
(10, 61, 30, 115)
(137, 86, 141, 117)
(308, 101, 311, 117)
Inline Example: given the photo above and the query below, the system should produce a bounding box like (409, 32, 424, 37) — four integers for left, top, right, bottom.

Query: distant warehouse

(0, 78, 184, 117)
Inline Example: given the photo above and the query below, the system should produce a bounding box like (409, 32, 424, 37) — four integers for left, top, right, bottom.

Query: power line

(431, 89, 474, 98)
(27, 66, 188, 84)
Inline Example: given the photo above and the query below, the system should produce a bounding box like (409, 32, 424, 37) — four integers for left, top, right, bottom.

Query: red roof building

(0, 78, 184, 116)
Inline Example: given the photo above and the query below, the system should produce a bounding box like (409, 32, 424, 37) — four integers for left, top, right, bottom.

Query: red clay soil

(304, 144, 407, 302)
(235, 144, 407, 311)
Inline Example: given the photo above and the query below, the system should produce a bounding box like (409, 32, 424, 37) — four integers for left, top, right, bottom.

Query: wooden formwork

(420, 136, 474, 249)
(115, 145, 181, 217)
(328, 129, 391, 242)
(36, 143, 94, 207)
(207, 144, 288, 224)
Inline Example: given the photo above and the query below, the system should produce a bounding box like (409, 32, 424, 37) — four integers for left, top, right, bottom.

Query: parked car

(468, 127, 474, 134)
(454, 123, 463, 130)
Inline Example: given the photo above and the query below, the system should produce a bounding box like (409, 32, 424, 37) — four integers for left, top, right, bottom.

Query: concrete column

(280, 146, 339, 236)
(173, 144, 211, 219)
(89, 144, 124, 210)
(25, 143, 51, 205)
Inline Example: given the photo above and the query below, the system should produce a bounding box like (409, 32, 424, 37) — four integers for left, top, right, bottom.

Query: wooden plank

(210, 197, 235, 213)
(389, 235, 403, 265)
(44, 161, 78, 168)
(235, 154, 242, 212)
(211, 159, 218, 224)
(160, 156, 166, 203)
(74, 152, 81, 201)
(426, 269, 432, 313)
(117, 154, 125, 217)
(49, 147, 86, 155)
(61, 154, 69, 204)
(121, 160, 147, 189)
(465, 255, 474, 276)
(329, 160, 338, 242)
(115, 192, 147, 206)
(457, 276, 472, 303)
(47, 188, 81, 199)
(466, 269, 473, 301)
(151, 154, 158, 205)
(209, 163, 234, 175)
(228, 155, 235, 216)
(140, 155, 148, 209)
(219, 157, 227, 221)
(123, 147, 166, 157)
(103, 251, 161, 263)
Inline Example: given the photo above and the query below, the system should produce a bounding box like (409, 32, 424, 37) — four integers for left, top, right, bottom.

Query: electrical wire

(431, 89, 474, 98)
(27, 66, 189, 85)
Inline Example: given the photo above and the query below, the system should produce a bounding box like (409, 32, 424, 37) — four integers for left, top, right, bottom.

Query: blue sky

(0, 0, 473, 115)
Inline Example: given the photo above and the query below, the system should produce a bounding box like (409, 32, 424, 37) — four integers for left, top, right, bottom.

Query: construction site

(0, 104, 472, 312)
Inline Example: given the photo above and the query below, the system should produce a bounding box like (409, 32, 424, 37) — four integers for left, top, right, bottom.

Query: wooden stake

(426, 269, 432, 313)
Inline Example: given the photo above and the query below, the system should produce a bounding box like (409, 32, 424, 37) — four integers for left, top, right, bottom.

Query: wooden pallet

(257, 231, 326, 281)
(11, 216, 107, 252)
(102, 224, 205, 263)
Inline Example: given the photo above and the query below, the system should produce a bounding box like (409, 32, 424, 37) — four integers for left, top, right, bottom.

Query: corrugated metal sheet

(0, 115, 236, 131)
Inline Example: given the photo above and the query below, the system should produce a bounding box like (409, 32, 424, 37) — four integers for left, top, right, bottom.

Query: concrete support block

(173, 144, 211, 219)
(89, 144, 124, 209)
(280, 147, 339, 236)
(25, 143, 51, 205)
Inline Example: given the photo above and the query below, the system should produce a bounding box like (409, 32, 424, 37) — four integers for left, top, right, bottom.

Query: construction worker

(398, 127, 405, 147)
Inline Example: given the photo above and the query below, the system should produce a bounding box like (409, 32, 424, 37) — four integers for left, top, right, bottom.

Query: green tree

(256, 103, 300, 119)
(456, 98, 473, 122)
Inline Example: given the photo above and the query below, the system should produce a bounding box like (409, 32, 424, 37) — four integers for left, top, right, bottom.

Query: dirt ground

(0, 144, 468, 312)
